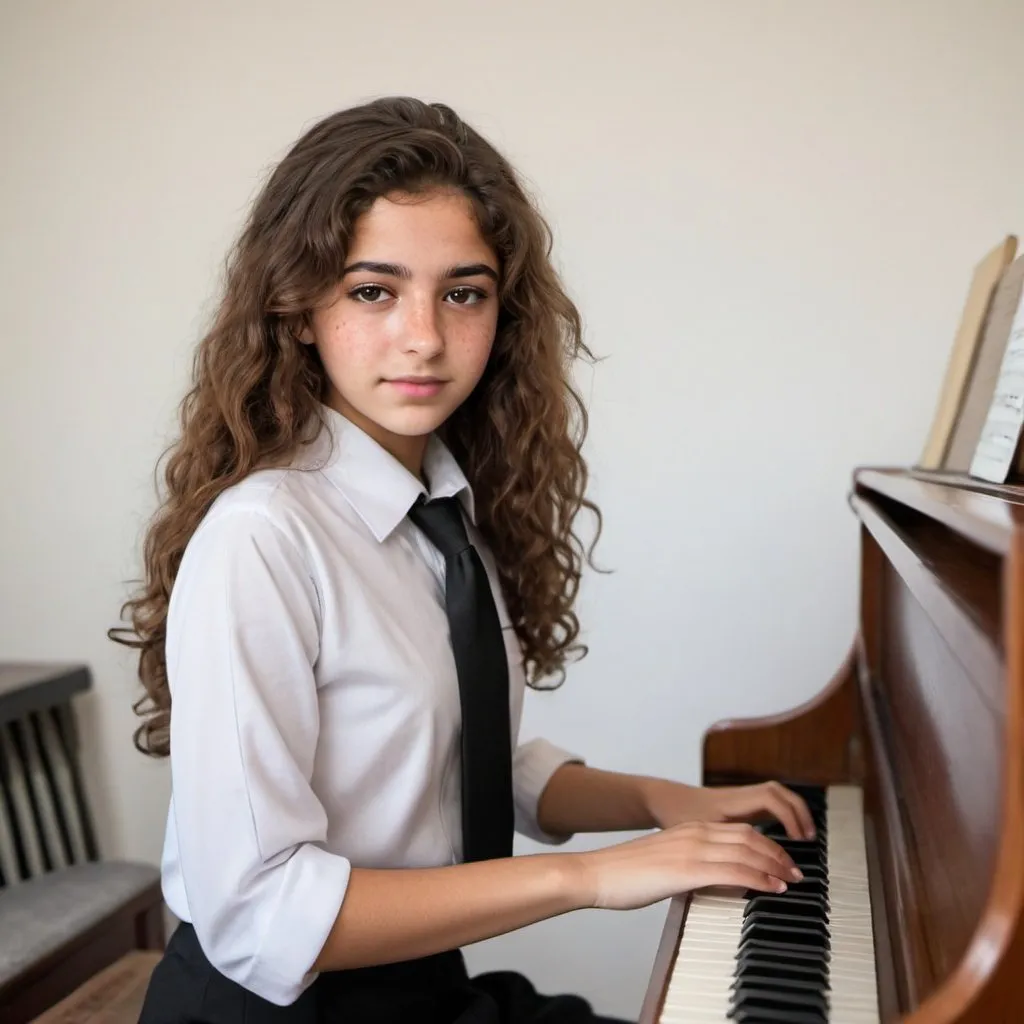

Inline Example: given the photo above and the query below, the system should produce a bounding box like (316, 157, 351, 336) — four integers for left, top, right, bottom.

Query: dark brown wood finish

(883, 561, 1003, 992)
(701, 645, 863, 788)
(860, 522, 906, 1021)
(640, 468, 1024, 1022)
(855, 470, 1019, 555)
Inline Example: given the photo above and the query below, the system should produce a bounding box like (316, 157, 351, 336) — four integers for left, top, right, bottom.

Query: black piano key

(745, 901, 831, 925)
(732, 956, 829, 986)
(738, 938, 831, 963)
(762, 812, 827, 832)
(744, 895, 828, 918)
(732, 1014, 826, 1024)
(781, 782, 826, 806)
(783, 878, 828, 899)
(730, 1005, 827, 1024)
(774, 832, 825, 844)
(783, 858, 826, 878)
(742, 904, 829, 928)
(774, 837, 825, 849)
(744, 877, 828, 901)
(730, 970, 827, 995)
(738, 937, 830, 960)
(743, 911, 830, 936)
(761, 819, 823, 835)
(730, 783, 836, 1024)
(774, 847, 823, 867)
(737, 944, 829, 967)
(740, 919, 830, 948)
(774, 838, 825, 856)
(732, 984, 830, 1013)
(761, 817, 826, 835)
(754, 788, 826, 837)
(729, 987, 829, 1019)
(790, 864, 828, 881)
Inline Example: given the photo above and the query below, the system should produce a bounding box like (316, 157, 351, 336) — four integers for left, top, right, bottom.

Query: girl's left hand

(641, 778, 816, 841)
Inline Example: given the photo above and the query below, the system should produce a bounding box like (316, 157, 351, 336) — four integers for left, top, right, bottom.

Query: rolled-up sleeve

(512, 737, 584, 844)
(165, 508, 351, 1005)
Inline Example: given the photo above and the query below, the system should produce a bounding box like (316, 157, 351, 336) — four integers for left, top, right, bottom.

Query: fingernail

(791, 867, 804, 881)
(774, 880, 788, 892)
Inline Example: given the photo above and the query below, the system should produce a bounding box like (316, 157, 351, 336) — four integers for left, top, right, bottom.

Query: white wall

(3, 0, 1023, 1017)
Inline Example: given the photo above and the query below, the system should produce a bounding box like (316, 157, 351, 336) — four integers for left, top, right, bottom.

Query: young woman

(112, 96, 812, 1024)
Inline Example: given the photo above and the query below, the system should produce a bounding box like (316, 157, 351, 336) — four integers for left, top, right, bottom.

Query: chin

(378, 405, 454, 438)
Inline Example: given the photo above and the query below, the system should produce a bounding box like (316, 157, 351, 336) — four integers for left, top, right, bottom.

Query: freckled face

(301, 190, 500, 471)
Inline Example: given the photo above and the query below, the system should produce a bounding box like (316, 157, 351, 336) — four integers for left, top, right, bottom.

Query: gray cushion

(0, 860, 160, 986)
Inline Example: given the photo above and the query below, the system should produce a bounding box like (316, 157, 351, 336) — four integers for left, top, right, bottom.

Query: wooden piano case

(640, 468, 1024, 1023)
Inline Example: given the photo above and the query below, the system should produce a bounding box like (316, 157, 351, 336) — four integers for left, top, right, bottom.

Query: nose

(400, 295, 445, 359)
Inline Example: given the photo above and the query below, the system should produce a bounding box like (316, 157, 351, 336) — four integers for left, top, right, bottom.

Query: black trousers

(138, 923, 633, 1024)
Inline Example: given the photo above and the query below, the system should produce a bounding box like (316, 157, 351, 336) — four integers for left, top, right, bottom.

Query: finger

(701, 823, 799, 874)
(694, 861, 790, 895)
(700, 840, 803, 883)
(778, 785, 817, 840)
(761, 789, 804, 840)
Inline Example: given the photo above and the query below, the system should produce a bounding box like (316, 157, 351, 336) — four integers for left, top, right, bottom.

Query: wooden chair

(0, 664, 164, 1023)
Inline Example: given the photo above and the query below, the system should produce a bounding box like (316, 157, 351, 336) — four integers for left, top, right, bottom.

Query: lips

(384, 377, 447, 398)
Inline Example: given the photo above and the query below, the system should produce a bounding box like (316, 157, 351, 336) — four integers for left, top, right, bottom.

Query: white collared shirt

(159, 405, 582, 1006)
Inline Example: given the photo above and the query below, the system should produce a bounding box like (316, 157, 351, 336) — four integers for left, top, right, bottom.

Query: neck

(385, 434, 429, 481)
(326, 393, 429, 480)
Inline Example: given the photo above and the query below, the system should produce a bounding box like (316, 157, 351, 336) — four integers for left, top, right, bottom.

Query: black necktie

(407, 495, 514, 862)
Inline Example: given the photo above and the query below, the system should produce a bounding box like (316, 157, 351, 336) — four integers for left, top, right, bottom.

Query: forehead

(347, 189, 495, 262)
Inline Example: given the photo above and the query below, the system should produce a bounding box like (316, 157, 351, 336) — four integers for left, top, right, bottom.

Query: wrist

(557, 851, 598, 911)
(634, 775, 669, 828)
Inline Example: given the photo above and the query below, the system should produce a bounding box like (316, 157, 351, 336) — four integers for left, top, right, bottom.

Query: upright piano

(640, 467, 1024, 1023)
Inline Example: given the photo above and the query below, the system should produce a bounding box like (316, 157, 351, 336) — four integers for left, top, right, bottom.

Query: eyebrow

(341, 261, 499, 283)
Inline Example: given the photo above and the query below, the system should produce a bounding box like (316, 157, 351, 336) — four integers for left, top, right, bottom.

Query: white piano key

(826, 785, 880, 1024)
(657, 891, 745, 1023)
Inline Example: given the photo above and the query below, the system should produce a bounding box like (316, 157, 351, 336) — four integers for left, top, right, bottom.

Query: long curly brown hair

(110, 96, 602, 758)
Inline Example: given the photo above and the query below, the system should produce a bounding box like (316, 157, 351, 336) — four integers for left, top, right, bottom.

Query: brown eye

(447, 287, 487, 305)
(350, 285, 389, 303)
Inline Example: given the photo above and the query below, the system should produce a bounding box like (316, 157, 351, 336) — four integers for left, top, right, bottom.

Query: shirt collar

(309, 404, 476, 543)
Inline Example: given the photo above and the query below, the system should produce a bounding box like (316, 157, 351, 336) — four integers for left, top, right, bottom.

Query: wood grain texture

(884, 565, 1002, 1001)
(702, 644, 862, 788)
(852, 495, 1003, 707)
(856, 469, 1019, 556)
(29, 950, 160, 1024)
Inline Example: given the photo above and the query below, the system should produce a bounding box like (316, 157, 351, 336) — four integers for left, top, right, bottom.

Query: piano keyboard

(657, 785, 878, 1024)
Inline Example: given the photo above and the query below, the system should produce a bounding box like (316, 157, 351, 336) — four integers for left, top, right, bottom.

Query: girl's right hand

(575, 821, 803, 911)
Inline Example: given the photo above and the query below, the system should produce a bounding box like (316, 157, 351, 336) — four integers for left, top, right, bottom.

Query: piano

(639, 467, 1024, 1023)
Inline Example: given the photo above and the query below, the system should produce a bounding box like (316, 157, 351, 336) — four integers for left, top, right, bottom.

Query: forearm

(536, 762, 659, 835)
(313, 854, 587, 971)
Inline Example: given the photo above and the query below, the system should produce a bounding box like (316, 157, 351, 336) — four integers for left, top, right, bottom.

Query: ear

(291, 314, 315, 346)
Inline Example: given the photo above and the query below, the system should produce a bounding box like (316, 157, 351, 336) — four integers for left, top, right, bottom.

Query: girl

(112, 96, 813, 1024)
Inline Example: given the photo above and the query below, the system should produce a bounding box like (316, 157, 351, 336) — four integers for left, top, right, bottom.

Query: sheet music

(970, 289, 1024, 482)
